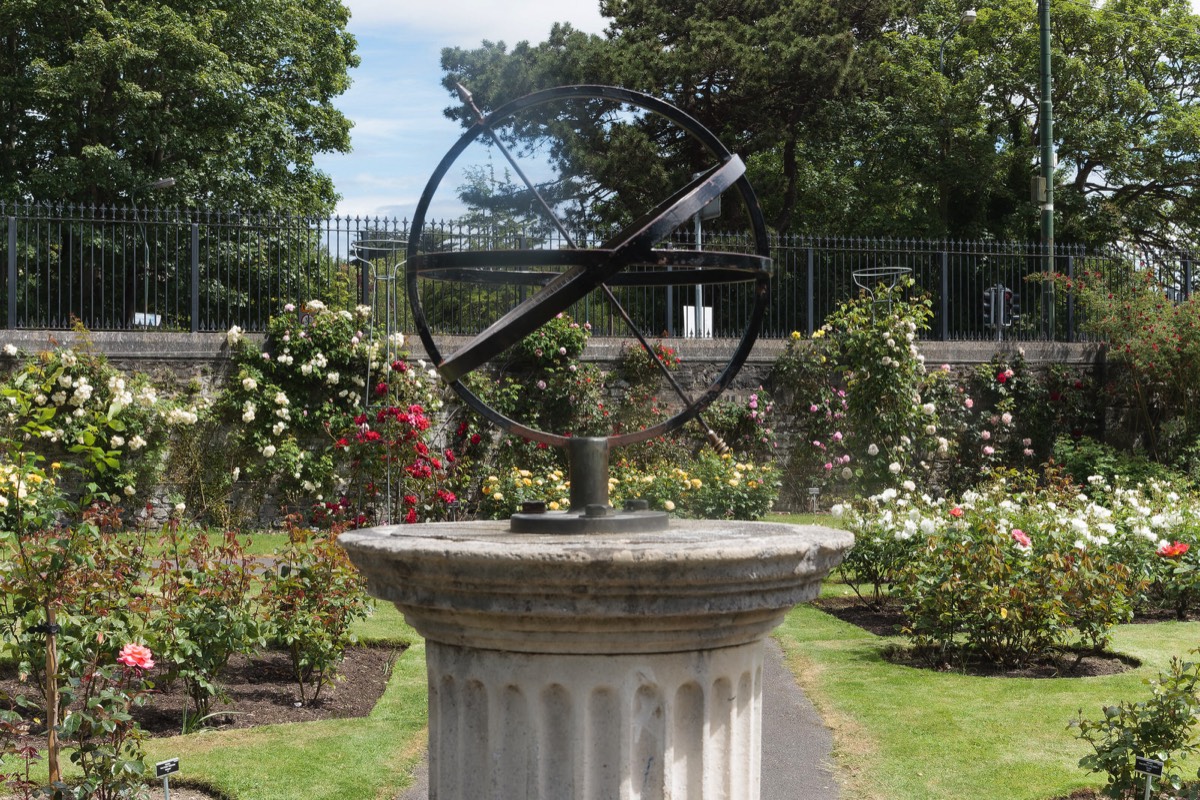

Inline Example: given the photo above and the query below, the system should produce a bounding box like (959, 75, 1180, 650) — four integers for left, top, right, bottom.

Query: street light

(130, 177, 175, 326)
(939, 8, 977, 74)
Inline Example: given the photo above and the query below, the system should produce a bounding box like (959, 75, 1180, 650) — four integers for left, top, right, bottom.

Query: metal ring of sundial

(406, 85, 771, 449)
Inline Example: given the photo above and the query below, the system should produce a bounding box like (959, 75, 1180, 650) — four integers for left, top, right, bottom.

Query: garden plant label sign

(1134, 757, 1163, 777)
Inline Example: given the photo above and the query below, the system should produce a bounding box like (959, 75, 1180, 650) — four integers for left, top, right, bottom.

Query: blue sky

(313, 0, 607, 222)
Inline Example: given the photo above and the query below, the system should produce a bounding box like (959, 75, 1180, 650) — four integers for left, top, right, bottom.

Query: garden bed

(1, 644, 401, 741)
(813, 596, 1137, 677)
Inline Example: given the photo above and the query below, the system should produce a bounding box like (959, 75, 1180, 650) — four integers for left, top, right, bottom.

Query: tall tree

(0, 0, 358, 214)
(439, 0, 1200, 249)
(440, 0, 899, 231)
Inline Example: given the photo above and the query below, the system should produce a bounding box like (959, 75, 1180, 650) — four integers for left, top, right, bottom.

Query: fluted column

(340, 519, 852, 800)
(426, 641, 763, 800)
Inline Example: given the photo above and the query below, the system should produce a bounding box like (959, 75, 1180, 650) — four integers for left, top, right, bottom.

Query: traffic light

(983, 287, 996, 327)
(1003, 290, 1021, 327)
(984, 285, 1019, 329)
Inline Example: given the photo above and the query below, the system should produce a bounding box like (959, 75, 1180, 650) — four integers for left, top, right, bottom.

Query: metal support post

(190, 223, 200, 333)
(1039, 0, 1056, 339)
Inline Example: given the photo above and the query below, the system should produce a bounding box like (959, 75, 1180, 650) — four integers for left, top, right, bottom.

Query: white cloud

(344, 0, 605, 45)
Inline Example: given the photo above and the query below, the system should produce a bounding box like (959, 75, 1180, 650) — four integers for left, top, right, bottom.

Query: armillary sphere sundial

(406, 84, 771, 532)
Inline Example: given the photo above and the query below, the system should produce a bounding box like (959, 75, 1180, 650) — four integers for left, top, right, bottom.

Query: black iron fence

(2, 201, 1195, 340)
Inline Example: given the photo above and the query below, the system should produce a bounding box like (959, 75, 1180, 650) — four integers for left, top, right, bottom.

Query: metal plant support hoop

(351, 237, 409, 522)
(852, 265, 912, 313)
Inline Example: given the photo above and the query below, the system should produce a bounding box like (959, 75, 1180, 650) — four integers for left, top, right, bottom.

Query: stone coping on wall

(0, 330, 1105, 368)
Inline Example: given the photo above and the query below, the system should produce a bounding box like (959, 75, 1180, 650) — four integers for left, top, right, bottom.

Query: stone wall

(0, 329, 1106, 394)
(0, 330, 1108, 518)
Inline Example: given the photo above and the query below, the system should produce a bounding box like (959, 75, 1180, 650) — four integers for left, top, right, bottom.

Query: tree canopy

(0, 0, 358, 214)
(439, 0, 1200, 249)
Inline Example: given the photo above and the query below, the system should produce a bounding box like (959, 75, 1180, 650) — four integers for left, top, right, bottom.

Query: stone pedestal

(340, 519, 852, 800)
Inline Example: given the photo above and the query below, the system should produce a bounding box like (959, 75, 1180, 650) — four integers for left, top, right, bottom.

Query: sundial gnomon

(406, 85, 771, 530)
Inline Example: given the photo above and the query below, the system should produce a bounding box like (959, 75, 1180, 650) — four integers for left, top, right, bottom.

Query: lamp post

(130, 177, 175, 326)
(939, 8, 977, 74)
(1038, 0, 1056, 338)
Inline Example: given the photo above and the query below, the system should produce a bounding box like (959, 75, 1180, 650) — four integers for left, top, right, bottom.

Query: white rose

(262, 445, 277, 458)
(867, 443, 879, 456)
(226, 325, 244, 345)
(129, 435, 146, 451)
(110, 435, 125, 449)
(889, 462, 902, 474)
(2, 344, 17, 356)
(242, 377, 257, 391)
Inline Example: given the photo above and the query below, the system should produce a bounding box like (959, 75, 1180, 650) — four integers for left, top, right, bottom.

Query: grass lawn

(141, 530, 292, 560)
(776, 598, 1200, 800)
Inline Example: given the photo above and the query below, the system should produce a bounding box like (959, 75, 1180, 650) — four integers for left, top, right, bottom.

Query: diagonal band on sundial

(413, 250, 769, 287)
(429, 154, 746, 384)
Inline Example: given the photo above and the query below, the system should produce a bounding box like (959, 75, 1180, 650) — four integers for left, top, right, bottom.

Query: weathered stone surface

(339, 520, 853, 654)
(340, 519, 852, 800)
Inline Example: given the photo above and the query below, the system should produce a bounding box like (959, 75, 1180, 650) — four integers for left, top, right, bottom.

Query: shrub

(0, 340, 170, 500)
(613, 453, 780, 520)
(772, 279, 942, 500)
(614, 340, 681, 386)
(702, 390, 779, 462)
(886, 475, 1137, 666)
(147, 525, 262, 728)
(1063, 265, 1200, 464)
(477, 466, 571, 518)
(1053, 435, 1187, 491)
(58, 644, 156, 800)
(1072, 653, 1200, 798)
(829, 490, 927, 607)
(0, 471, 155, 796)
(259, 522, 373, 704)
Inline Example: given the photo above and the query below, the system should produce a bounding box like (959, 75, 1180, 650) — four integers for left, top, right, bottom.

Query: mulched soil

(1, 644, 402, 741)
(1049, 788, 1198, 800)
(811, 595, 1138, 678)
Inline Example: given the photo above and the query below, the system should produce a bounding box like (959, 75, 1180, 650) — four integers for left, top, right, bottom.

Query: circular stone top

(339, 520, 853, 654)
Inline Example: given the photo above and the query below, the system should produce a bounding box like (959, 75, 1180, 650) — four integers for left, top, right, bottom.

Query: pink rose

(1012, 529, 1032, 550)
(117, 643, 155, 670)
